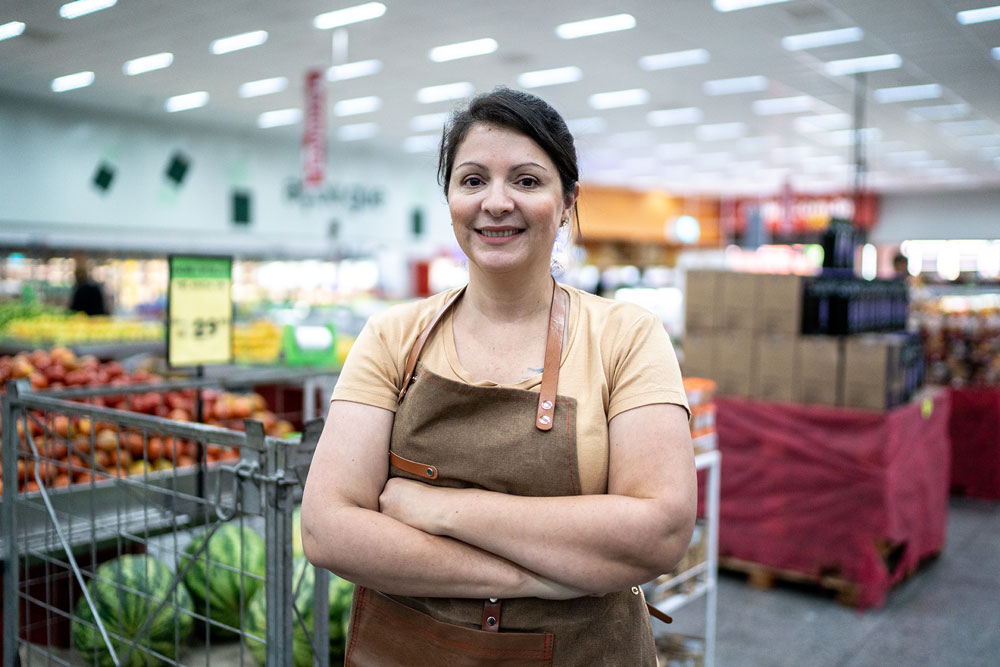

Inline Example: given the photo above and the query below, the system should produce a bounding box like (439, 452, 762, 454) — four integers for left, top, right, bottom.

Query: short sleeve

(330, 313, 404, 413)
(606, 309, 690, 421)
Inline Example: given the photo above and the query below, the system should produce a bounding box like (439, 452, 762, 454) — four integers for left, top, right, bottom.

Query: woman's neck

(461, 269, 554, 325)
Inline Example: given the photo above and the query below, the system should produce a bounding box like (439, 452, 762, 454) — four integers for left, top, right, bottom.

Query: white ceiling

(3, 0, 1000, 196)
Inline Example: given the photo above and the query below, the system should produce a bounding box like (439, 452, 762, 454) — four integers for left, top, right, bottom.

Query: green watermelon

(180, 522, 266, 637)
(244, 556, 354, 667)
(71, 553, 194, 667)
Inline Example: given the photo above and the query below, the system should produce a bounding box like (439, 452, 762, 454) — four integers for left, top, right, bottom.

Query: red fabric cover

(714, 390, 951, 609)
(948, 387, 1000, 500)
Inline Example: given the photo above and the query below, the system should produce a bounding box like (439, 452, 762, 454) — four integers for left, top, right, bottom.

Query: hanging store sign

(167, 255, 233, 368)
(727, 191, 879, 239)
(302, 68, 327, 189)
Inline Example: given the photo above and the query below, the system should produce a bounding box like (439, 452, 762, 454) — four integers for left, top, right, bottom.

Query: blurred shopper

(68, 259, 108, 316)
(302, 87, 696, 665)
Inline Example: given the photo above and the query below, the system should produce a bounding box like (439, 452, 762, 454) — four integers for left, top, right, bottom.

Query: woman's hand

(379, 477, 451, 534)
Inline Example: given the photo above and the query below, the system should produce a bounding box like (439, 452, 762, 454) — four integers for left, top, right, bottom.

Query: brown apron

(345, 284, 662, 666)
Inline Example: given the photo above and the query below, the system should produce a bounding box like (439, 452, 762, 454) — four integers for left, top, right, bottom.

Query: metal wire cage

(2, 377, 340, 667)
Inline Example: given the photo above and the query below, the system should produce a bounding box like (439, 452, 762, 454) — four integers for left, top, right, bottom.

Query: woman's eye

(463, 176, 484, 187)
(516, 177, 538, 187)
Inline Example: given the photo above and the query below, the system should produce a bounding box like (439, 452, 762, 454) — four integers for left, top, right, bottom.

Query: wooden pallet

(720, 551, 941, 608)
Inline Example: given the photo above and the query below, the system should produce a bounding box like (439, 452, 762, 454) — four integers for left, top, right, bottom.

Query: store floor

(666, 497, 1000, 667)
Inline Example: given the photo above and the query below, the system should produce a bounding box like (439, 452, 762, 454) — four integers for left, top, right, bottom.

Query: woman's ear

(563, 183, 580, 221)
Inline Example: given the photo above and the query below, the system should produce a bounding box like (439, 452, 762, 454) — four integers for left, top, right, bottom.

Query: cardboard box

(719, 271, 759, 332)
(681, 331, 719, 380)
(795, 336, 843, 406)
(756, 274, 806, 335)
(715, 330, 755, 397)
(842, 334, 904, 411)
(752, 334, 798, 403)
(684, 269, 724, 332)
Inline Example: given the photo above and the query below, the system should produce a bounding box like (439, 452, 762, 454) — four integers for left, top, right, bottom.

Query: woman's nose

(481, 182, 514, 217)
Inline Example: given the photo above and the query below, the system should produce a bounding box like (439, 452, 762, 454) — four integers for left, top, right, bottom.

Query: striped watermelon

(71, 554, 194, 667)
(244, 556, 355, 667)
(180, 522, 266, 637)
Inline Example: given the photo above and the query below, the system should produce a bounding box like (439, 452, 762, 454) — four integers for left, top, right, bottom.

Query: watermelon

(180, 522, 266, 637)
(244, 556, 354, 667)
(71, 553, 194, 667)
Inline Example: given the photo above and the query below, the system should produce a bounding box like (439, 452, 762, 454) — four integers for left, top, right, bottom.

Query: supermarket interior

(2, 1, 1000, 666)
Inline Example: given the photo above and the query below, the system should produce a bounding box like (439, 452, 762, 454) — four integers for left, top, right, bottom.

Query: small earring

(560, 217, 569, 227)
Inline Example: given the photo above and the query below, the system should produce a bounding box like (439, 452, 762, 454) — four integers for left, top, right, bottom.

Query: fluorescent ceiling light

(403, 135, 439, 153)
(334, 95, 382, 116)
(417, 82, 474, 104)
(257, 108, 301, 129)
(983, 146, 1000, 158)
(239, 76, 288, 98)
(703, 75, 767, 95)
(165, 91, 209, 113)
(795, 113, 852, 132)
(753, 95, 814, 115)
(887, 150, 931, 165)
(696, 122, 747, 141)
(697, 152, 733, 167)
(410, 112, 449, 132)
(51, 71, 94, 92)
(874, 83, 942, 103)
(337, 122, 378, 141)
(638, 49, 710, 71)
(211, 30, 267, 55)
(0, 21, 26, 41)
(566, 117, 606, 135)
(958, 134, 1000, 148)
(59, 0, 116, 19)
(739, 136, 777, 153)
(555, 14, 635, 39)
(314, 3, 386, 30)
(647, 107, 702, 126)
(327, 59, 382, 81)
(938, 119, 996, 136)
(993, 46, 1000, 60)
(827, 127, 881, 146)
(713, 0, 793, 11)
(956, 6, 1000, 24)
(825, 54, 901, 76)
(781, 27, 863, 51)
(608, 131, 653, 148)
(656, 142, 696, 159)
(123, 52, 173, 76)
(517, 66, 582, 88)
(772, 145, 814, 162)
(588, 88, 649, 109)
(429, 38, 497, 62)
(908, 103, 969, 121)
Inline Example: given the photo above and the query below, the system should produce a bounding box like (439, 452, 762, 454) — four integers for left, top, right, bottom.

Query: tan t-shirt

(331, 284, 690, 494)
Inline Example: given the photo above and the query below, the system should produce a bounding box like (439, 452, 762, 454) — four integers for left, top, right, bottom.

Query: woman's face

(448, 123, 576, 279)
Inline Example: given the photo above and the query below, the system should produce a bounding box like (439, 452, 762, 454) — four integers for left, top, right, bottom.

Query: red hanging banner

(302, 68, 326, 188)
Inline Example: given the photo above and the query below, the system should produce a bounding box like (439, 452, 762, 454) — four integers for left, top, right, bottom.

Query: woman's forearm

(410, 488, 694, 593)
(301, 501, 587, 599)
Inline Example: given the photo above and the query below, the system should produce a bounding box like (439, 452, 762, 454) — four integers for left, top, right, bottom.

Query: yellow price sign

(168, 256, 233, 367)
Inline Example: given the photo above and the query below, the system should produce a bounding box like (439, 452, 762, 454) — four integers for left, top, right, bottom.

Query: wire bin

(2, 376, 346, 666)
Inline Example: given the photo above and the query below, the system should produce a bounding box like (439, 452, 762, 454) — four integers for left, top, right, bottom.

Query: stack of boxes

(682, 270, 923, 411)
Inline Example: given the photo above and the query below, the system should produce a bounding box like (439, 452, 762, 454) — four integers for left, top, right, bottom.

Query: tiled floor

(665, 497, 1000, 667)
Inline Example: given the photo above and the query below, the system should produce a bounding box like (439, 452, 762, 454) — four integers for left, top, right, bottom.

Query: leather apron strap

(396, 280, 566, 434)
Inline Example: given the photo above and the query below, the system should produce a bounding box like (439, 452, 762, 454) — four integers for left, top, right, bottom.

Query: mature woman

(301, 87, 696, 665)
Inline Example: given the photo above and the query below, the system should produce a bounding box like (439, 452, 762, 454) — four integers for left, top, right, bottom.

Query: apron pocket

(346, 587, 554, 667)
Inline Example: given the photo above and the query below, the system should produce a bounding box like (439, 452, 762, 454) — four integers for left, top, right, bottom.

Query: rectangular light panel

(165, 91, 209, 112)
(825, 54, 901, 75)
(638, 49, 710, 70)
(123, 52, 173, 76)
(713, 0, 793, 11)
(556, 14, 635, 39)
(211, 30, 268, 55)
(647, 107, 702, 126)
(258, 108, 302, 128)
(873, 84, 942, 103)
(51, 71, 94, 92)
(0, 21, 26, 41)
(956, 6, 1000, 24)
(417, 82, 474, 104)
(334, 96, 382, 116)
(703, 75, 767, 95)
(239, 77, 288, 98)
(781, 27, 863, 51)
(314, 3, 386, 29)
(517, 66, 582, 88)
(328, 59, 383, 81)
(60, 0, 116, 19)
(588, 88, 649, 109)
(429, 38, 497, 62)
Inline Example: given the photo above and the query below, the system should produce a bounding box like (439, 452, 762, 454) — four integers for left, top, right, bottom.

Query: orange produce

(95, 429, 118, 452)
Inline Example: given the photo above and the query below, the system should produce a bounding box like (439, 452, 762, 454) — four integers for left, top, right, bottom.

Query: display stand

(714, 389, 950, 609)
(648, 449, 720, 667)
(948, 387, 1000, 499)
